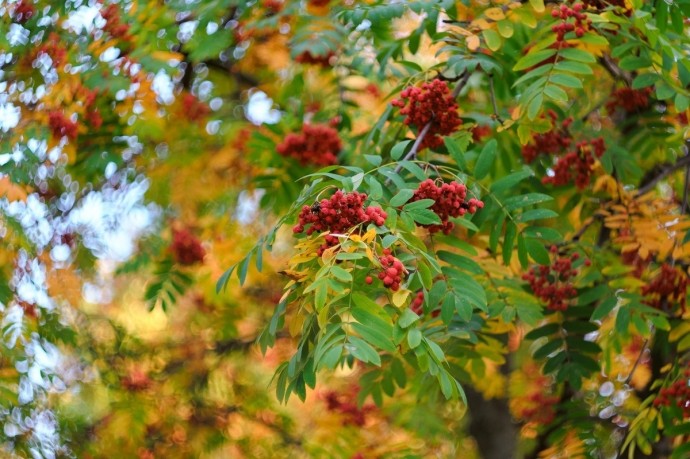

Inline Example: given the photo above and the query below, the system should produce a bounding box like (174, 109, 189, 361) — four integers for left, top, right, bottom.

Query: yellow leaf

(362, 227, 376, 243)
(289, 254, 317, 265)
(392, 289, 410, 308)
(467, 34, 480, 51)
(360, 248, 372, 264)
(621, 242, 640, 253)
(485, 7, 506, 21)
(472, 18, 492, 30)
(529, 0, 545, 13)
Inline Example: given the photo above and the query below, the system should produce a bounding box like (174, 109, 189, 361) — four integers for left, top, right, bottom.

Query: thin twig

(400, 121, 433, 163)
(624, 337, 649, 386)
(488, 74, 503, 123)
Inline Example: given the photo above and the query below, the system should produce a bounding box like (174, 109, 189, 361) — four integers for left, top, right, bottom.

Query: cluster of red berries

(410, 179, 484, 234)
(101, 4, 132, 42)
(653, 364, 690, 419)
(551, 3, 590, 41)
(293, 191, 387, 255)
(170, 228, 206, 265)
(543, 138, 606, 189)
(411, 290, 425, 313)
(323, 388, 376, 427)
(522, 247, 589, 311)
(376, 249, 405, 291)
(48, 111, 78, 141)
(295, 50, 336, 67)
(181, 93, 210, 123)
(641, 263, 688, 315)
(522, 111, 573, 163)
(409, 290, 441, 317)
(517, 392, 560, 425)
(606, 87, 653, 114)
(522, 112, 605, 189)
(471, 125, 492, 143)
(391, 79, 462, 150)
(513, 365, 560, 425)
(620, 249, 651, 278)
(277, 123, 342, 166)
(13, 0, 35, 23)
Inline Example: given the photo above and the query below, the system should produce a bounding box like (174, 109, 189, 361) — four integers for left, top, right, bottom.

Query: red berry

(365, 276, 373, 285)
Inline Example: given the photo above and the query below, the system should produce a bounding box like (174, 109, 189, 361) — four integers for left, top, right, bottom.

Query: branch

(599, 54, 632, 86)
(636, 151, 690, 197)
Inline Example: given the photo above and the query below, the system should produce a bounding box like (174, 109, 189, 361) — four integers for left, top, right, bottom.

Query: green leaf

(544, 84, 568, 102)
(504, 193, 553, 210)
(216, 265, 235, 293)
(408, 208, 442, 225)
(455, 296, 473, 322)
(398, 308, 420, 328)
(368, 176, 383, 200)
(632, 73, 659, 89)
(559, 48, 596, 63)
(527, 93, 543, 120)
(550, 73, 583, 89)
(454, 215, 480, 232)
(577, 284, 609, 306)
(525, 238, 550, 265)
(403, 199, 434, 211)
(554, 60, 593, 75)
(521, 226, 562, 241)
(578, 33, 608, 46)
(513, 49, 557, 71)
(534, 338, 564, 359)
(351, 323, 396, 353)
(391, 140, 412, 160)
(517, 208, 558, 222)
(490, 168, 533, 193)
(525, 322, 560, 340)
(438, 251, 483, 274)
(445, 136, 468, 170)
(330, 266, 352, 282)
(390, 189, 415, 207)
(348, 336, 381, 366)
(474, 139, 497, 180)
(482, 29, 501, 51)
(517, 233, 529, 269)
(407, 328, 422, 349)
(503, 222, 517, 265)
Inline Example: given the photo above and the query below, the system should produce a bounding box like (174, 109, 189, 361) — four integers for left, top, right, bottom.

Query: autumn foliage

(2, 1, 690, 459)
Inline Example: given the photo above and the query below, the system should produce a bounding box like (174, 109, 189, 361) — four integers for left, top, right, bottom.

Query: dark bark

(466, 386, 518, 459)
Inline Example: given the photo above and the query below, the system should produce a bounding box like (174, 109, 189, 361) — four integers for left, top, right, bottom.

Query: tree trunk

(466, 386, 518, 459)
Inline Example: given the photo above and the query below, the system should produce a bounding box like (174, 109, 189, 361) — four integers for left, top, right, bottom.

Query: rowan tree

(1, 1, 690, 458)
